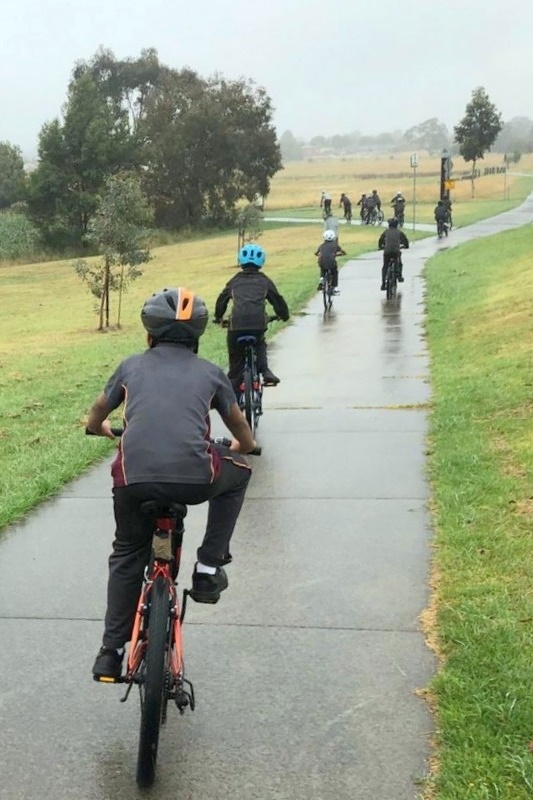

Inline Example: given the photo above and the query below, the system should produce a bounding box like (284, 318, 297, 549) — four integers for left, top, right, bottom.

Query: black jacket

(378, 229, 409, 254)
(215, 268, 290, 331)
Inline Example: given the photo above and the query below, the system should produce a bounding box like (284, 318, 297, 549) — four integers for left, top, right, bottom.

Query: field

(266, 152, 533, 226)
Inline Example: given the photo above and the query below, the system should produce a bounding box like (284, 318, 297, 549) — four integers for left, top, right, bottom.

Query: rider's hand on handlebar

(88, 420, 117, 439)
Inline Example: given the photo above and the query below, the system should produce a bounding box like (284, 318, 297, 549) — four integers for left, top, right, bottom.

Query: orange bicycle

(87, 430, 259, 788)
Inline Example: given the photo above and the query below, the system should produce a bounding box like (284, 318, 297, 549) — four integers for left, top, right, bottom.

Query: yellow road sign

(444, 180, 456, 190)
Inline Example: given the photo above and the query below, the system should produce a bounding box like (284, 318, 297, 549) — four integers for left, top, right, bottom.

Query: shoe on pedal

(316, 279, 324, 291)
(262, 368, 280, 386)
(398, 276, 404, 282)
(189, 565, 228, 604)
(333, 288, 340, 295)
(92, 646, 123, 682)
(380, 283, 386, 291)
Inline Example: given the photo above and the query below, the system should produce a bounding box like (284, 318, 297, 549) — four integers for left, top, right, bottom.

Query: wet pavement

(1, 195, 532, 800)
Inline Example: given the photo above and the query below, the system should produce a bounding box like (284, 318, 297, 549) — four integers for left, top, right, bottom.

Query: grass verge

(0, 222, 388, 530)
(423, 225, 533, 799)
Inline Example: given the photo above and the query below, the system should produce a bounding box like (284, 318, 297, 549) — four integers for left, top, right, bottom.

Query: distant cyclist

(390, 191, 406, 225)
(323, 210, 340, 241)
(339, 192, 352, 222)
(378, 218, 409, 290)
(315, 230, 346, 295)
(434, 199, 448, 235)
(356, 193, 367, 223)
(87, 287, 255, 680)
(363, 192, 376, 224)
(214, 243, 290, 395)
(371, 189, 382, 214)
(320, 190, 332, 216)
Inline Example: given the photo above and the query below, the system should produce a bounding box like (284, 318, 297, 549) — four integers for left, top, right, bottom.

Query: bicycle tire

(322, 275, 330, 311)
(386, 260, 397, 300)
(243, 367, 254, 431)
(136, 575, 169, 788)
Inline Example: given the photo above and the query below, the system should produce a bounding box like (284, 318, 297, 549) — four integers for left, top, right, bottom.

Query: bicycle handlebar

(86, 427, 261, 456)
(214, 315, 280, 329)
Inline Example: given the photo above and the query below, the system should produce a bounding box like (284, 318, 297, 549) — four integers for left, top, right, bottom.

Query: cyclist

(363, 192, 375, 224)
(378, 218, 409, 290)
(371, 189, 382, 214)
(214, 243, 290, 395)
(390, 191, 406, 224)
(339, 192, 352, 222)
(434, 199, 448, 235)
(315, 229, 346, 294)
(443, 195, 453, 228)
(323, 210, 340, 241)
(356, 193, 367, 223)
(87, 287, 256, 680)
(320, 190, 332, 216)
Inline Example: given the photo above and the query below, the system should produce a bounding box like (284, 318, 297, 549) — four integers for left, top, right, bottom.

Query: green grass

(423, 226, 533, 799)
(0, 221, 390, 530)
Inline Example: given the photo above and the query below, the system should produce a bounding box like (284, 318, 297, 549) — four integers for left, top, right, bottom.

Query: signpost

(410, 153, 418, 231)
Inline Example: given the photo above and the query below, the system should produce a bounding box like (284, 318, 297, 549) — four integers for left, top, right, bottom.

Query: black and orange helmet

(141, 287, 208, 343)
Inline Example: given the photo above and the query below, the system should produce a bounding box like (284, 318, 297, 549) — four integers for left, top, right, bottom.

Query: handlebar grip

(212, 436, 261, 456)
(85, 426, 123, 437)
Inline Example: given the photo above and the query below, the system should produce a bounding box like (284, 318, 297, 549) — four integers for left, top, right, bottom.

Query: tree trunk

(116, 264, 125, 329)
(471, 158, 476, 199)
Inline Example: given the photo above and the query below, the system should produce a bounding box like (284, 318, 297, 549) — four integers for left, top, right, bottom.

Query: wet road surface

(1, 195, 532, 799)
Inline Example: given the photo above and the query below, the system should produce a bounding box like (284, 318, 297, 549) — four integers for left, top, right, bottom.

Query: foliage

(27, 73, 137, 249)
(454, 87, 503, 197)
(0, 142, 26, 209)
(403, 117, 450, 155)
(0, 211, 40, 261)
(141, 70, 281, 230)
(494, 116, 533, 155)
(73, 172, 153, 330)
(279, 130, 304, 162)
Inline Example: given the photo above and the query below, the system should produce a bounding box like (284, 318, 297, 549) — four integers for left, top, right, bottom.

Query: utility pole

(410, 153, 418, 232)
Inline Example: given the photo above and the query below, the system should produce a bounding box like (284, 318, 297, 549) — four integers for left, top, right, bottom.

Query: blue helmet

(238, 243, 266, 268)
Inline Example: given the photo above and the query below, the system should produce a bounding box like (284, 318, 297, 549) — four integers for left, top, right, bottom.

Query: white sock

(196, 562, 217, 575)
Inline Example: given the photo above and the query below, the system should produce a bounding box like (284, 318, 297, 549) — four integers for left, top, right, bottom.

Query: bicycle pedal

(93, 675, 121, 684)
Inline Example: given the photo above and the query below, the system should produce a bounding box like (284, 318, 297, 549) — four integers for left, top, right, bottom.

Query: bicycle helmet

(388, 218, 399, 228)
(238, 243, 266, 268)
(323, 230, 336, 241)
(141, 287, 208, 344)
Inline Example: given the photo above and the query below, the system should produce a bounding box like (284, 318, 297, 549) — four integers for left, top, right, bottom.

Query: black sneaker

(398, 276, 405, 282)
(380, 283, 386, 291)
(92, 647, 123, 682)
(189, 566, 228, 604)
(262, 368, 280, 386)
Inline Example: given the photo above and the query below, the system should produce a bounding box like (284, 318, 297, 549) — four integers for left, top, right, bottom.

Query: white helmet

(323, 230, 336, 241)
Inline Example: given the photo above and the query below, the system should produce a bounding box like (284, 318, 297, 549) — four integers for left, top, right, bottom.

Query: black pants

(342, 203, 352, 221)
(319, 263, 338, 287)
(382, 252, 402, 283)
(323, 198, 332, 214)
(227, 329, 267, 395)
(103, 446, 252, 648)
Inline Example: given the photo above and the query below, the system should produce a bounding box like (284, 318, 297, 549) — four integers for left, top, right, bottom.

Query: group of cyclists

(325, 189, 407, 227)
(89, 184, 452, 681)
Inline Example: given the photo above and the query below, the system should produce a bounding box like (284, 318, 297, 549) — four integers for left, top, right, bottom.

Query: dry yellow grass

(268, 152, 533, 209)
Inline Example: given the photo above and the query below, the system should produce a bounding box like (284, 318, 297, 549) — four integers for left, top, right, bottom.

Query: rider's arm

(222, 403, 256, 454)
(378, 232, 386, 249)
(266, 280, 290, 321)
(400, 232, 410, 248)
(214, 283, 232, 321)
(86, 392, 117, 439)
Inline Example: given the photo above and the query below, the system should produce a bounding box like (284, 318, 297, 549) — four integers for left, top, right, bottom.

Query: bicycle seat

(236, 335, 257, 345)
(140, 500, 188, 519)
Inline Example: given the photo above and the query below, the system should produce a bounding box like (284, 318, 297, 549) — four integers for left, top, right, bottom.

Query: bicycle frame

(384, 254, 399, 300)
(322, 267, 335, 312)
(236, 336, 263, 433)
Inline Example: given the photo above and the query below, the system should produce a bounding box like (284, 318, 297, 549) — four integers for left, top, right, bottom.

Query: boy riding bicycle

(315, 230, 346, 294)
(214, 243, 290, 395)
(87, 287, 256, 681)
(378, 218, 409, 289)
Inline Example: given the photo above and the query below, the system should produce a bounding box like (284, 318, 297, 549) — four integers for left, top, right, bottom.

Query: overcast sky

(3, 0, 532, 157)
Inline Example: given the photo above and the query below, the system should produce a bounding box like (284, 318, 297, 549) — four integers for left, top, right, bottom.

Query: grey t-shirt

(103, 343, 236, 487)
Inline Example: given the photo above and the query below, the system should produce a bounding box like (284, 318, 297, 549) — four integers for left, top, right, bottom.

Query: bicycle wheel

(137, 575, 169, 788)
(386, 261, 397, 300)
(322, 275, 330, 311)
(243, 367, 254, 431)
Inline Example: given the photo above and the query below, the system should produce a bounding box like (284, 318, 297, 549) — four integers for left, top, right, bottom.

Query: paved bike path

(1, 196, 532, 800)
